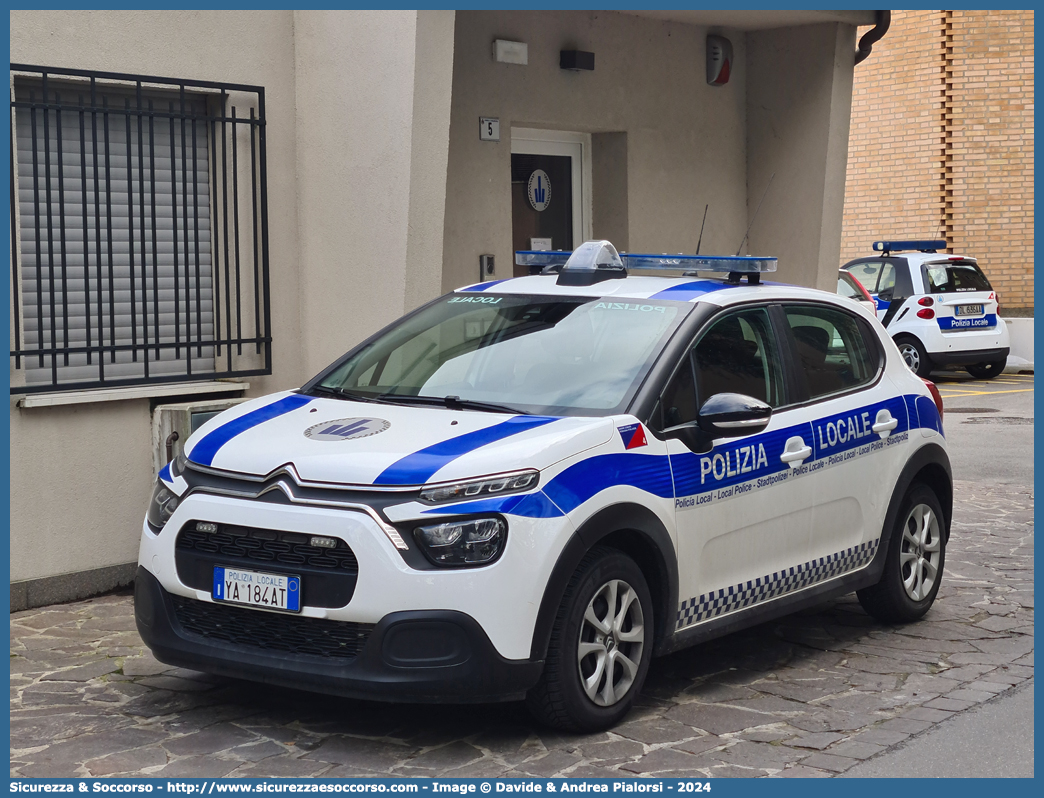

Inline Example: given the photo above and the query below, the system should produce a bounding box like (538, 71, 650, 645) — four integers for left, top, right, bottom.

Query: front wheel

(966, 360, 1006, 380)
(895, 337, 934, 378)
(858, 483, 946, 623)
(526, 547, 653, 732)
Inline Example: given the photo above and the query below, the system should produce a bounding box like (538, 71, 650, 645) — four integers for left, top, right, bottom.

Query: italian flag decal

(618, 423, 648, 450)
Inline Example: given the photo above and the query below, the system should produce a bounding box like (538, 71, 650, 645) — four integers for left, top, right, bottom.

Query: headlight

(146, 481, 181, 531)
(419, 470, 538, 504)
(413, 517, 506, 567)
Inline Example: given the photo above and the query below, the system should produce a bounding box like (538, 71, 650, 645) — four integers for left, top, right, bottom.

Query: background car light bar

(872, 240, 947, 252)
(515, 250, 777, 273)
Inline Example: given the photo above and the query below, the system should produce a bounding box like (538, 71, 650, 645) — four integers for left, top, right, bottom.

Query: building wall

(841, 10, 1034, 312)
(746, 23, 857, 290)
(441, 10, 750, 293)
(443, 11, 857, 293)
(9, 10, 302, 584)
(8, 10, 453, 589)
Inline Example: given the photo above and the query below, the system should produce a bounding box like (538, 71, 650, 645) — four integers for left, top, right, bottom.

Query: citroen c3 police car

(136, 240, 951, 732)
(842, 240, 1009, 379)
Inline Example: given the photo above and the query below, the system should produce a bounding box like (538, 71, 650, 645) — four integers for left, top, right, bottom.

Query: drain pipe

(855, 10, 891, 65)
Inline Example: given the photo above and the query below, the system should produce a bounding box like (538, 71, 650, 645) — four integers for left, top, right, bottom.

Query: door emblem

(527, 169, 551, 212)
(304, 417, 390, 442)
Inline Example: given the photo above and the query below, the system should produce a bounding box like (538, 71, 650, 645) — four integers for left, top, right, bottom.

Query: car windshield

(923, 261, 992, 293)
(312, 294, 686, 416)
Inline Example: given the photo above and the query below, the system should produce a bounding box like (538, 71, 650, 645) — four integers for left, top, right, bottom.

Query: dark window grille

(9, 64, 272, 394)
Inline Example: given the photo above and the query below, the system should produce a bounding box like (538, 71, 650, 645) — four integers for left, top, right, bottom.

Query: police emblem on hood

(304, 417, 391, 442)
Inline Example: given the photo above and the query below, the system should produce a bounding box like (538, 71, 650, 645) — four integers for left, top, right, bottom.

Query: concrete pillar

(293, 10, 455, 376)
(746, 23, 857, 290)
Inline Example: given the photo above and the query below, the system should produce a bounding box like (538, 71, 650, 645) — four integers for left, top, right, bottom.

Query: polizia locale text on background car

(136, 240, 951, 731)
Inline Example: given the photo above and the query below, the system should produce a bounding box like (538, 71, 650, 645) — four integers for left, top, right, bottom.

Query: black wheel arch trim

(857, 441, 952, 594)
(529, 503, 679, 661)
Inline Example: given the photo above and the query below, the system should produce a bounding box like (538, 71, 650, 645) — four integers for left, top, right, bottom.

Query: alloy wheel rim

(577, 579, 645, 707)
(899, 343, 920, 372)
(899, 503, 942, 601)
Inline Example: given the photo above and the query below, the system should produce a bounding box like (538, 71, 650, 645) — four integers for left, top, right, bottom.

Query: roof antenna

(695, 204, 709, 255)
(735, 173, 775, 256)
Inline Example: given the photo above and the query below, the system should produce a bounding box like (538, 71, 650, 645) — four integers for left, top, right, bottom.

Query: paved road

(841, 680, 1033, 777)
(10, 373, 1033, 779)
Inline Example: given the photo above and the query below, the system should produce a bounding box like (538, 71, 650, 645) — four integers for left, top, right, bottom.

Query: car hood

(183, 391, 613, 486)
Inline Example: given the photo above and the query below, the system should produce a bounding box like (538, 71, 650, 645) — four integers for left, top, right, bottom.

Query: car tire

(965, 360, 1006, 380)
(894, 336, 933, 378)
(857, 483, 946, 624)
(526, 546, 654, 732)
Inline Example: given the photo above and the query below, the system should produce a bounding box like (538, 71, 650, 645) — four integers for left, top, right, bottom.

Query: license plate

(955, 304, 984, 316)
(213, 567, 301, 612)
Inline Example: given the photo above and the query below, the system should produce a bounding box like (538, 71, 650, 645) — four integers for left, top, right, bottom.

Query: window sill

(17, 380, 250, 409)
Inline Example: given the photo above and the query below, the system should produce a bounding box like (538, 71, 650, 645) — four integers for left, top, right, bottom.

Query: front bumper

(134, 566, 543, 703)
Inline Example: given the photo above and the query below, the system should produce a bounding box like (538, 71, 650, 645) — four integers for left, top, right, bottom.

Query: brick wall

(841, 10, 1034, 312)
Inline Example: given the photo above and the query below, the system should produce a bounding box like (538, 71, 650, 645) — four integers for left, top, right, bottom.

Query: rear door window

(923, 261, 993, 293)
(783, 305, 879, 400)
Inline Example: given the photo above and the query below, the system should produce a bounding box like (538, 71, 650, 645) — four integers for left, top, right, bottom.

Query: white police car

(842, 240, 1010, 379)
(136, 241, 951, 732)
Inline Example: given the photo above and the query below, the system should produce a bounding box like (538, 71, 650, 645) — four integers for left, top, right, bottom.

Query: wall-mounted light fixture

(560, 50, 595, 71)
(706, 35, 732, 86)
(494, 39, 528, 65)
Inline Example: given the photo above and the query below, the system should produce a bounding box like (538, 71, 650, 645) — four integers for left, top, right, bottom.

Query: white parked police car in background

(137, 241, 952, 732)
(842, 240, 1010, 379)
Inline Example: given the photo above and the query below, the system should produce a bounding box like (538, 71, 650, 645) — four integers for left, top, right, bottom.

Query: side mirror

(662, 392, 772, 453)
(878, 287, 894, 302)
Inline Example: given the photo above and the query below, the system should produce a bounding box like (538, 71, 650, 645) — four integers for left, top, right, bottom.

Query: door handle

(872, 409, 899, 438)
(780, 436, 812, 468)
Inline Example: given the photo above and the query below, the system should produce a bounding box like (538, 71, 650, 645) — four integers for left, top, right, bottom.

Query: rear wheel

(895, 337, 933, 378)
(965, 360, 1006, 380)
(527, 547, 653, 732)
(858, 483, 946, 623)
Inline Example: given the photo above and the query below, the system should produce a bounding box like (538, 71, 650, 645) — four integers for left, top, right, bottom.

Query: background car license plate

(955, 304, 983, 316)
(213, 567, 301, 612)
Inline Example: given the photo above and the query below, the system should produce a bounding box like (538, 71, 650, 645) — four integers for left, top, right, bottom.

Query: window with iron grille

(9, 65, 272, 394)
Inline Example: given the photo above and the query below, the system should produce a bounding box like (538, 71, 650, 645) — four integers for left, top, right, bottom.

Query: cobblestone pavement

(11, 480, 1032, 779)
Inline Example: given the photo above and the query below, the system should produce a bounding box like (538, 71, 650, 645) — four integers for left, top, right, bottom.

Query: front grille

(176, 524, 358, 571)
(171, 595, 373, 660)
(175, 522, 359, 609)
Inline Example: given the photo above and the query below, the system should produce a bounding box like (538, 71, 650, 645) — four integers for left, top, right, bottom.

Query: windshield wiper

(377, 393, 529, 415)
(309, 385, 389, 404)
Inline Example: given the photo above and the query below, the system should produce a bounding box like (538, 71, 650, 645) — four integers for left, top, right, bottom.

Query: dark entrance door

(511, 153, 573, 277)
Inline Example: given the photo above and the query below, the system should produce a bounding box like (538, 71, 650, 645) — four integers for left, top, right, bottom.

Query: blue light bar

(515, 249, 777, 273)
(514, 250, 572, 269)
(873, 240, 946, 253)
(623, 253, 776, 273)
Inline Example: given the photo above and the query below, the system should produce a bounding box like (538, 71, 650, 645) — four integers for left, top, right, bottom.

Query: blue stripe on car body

(421, 490, 564, 518)
(648, 280, 732, 302)
(189, 394, 314, 467)
(458, 279, 510, 293)
(374, 415, 559, 486)
(937, 313, 996, 331)
(158, 463, 172, 483)
(419, 394, 934, 518)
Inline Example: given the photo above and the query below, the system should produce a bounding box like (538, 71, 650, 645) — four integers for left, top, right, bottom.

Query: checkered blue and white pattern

(676, 539, 880, 630)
